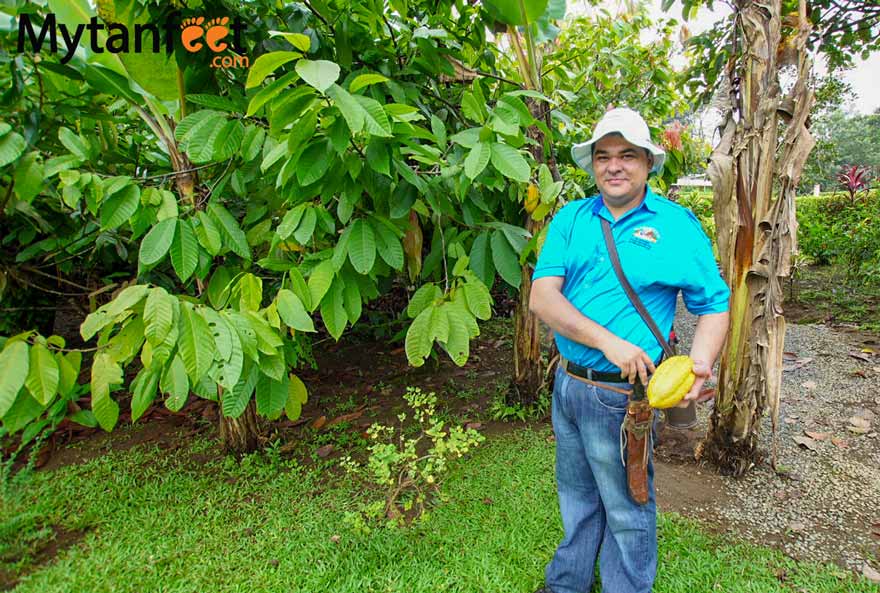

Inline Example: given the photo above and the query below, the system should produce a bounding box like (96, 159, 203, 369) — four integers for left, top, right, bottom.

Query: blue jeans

(545, 365, 657, 593)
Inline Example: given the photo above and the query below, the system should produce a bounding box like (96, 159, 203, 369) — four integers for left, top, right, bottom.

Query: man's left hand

(678, 360, 714, 406)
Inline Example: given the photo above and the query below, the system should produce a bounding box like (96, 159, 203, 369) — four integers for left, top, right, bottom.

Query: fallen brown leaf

(783, 351, 797, 361)
(804, 431, 829, 441)
(327, 410, 364, 427)
(311, 415, 327, 430)
(465, 422, 483, 431)
(848, 425, 869, 435)
(849, 352, 872, 363)
(831, 438, 849, 449)
(330, 534, 341, 543)
(792, 435, 820, 451)
(784, 418, 798, 425)
(849, 416, 871, 429)
(315, 444, 334, 458)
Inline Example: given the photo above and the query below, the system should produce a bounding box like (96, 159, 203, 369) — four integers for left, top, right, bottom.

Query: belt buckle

(586, 368, 594, 380)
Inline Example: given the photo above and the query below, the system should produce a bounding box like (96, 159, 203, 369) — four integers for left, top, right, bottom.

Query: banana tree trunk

(701, 0, 815, 475)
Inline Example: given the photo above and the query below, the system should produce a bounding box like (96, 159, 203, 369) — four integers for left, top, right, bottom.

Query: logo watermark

(17, 12, 248, 69)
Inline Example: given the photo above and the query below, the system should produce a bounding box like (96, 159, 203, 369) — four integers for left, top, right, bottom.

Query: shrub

(341, 387, 484, 523)
(796, 191, 880, 283)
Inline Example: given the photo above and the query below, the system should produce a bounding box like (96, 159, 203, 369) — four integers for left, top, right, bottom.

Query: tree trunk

(701, 0, 815, 475)
(219, 400, 260, 454)
(508, 96, 561, 406)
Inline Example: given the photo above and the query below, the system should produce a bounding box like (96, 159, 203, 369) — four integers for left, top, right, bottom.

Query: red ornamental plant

(837, 165, 871, 202)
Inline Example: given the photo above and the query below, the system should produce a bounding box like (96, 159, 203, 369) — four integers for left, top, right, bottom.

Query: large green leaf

(194, 211, 223, 256)
(348, 219, 376, 274)
(144, 288, 176, 347)
(293, 208, 317, 245)
(307, 260, 335, 310)
(464, 142, 491, 180)
(246, 71, 299, 117)
(469, 232, 495, 289)
(237, 273, 263, 312)
(1, 391, 44, 434)
(463, 280, 493, 320)
(246, 51, 301, 89)
(130, 368, 159, 422)
(491, 230, 522, 289)
(295, 59, 340, 93)
(25, 343, 59, 406)
(320, 279, 347, 340)
(276, 289, 315, 332)
(327, 84, 365, 134)
(170, 219, 199, 282)
(13, 152, 43, 202)
(222, 365, 259, 418)
(119, 51, 178, 101)
(178, 304, 217, 383)
(370, 219, 404, 271)
(0, 132, 26, 168)
(442, 303, 471, 366)
(139, 218, 177, 266)
(84, 65, 142, 104)
(407, 284, 442, 318)
(405, 306, 434, 367)
(484, 0, 550, 25)
(0, 341, 29, 417)
(90, 352, 122, 431)
(354, 95, 393, 137)
(350, 73, 389, 93)
(212, 316, 244, 391)
(296, 141, 332, 186)
(256, 373, 288, 420)
(342, 277, 362, 324)
(161, 355, 189, 411)
(100, 184, 140, 229)
(207, 203, 251, 260)
(56, 351, 81, 397)
(285, 374, 308, 420)
(490, 143, 530, 183)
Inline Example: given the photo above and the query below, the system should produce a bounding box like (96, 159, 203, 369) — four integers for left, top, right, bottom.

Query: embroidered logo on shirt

(633, 226, 660, 244)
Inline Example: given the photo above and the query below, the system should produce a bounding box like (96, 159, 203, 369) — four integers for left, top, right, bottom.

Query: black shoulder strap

(600, 217, 675, 358)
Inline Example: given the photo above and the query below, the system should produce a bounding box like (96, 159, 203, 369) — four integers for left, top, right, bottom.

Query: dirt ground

(14, 301, 880, 583)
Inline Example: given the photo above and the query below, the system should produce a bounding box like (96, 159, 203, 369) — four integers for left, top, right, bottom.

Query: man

(529, 107, 730, 593)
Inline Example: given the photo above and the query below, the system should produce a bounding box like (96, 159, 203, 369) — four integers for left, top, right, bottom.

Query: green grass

(1, 428, 877, 593)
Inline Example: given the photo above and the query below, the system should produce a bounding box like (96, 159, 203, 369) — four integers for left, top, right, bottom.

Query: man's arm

(529, 276, 656, 385)
(682, 311, 730, 403)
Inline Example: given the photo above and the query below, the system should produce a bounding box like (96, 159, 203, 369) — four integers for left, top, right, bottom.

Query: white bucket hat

(571, 108, 666, 177)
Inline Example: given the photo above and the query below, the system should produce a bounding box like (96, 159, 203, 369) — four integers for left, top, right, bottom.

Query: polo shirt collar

(592, 185, 659, 222)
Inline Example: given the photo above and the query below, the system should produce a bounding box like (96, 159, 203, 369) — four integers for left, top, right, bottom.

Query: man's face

(592, 134, 652, 207)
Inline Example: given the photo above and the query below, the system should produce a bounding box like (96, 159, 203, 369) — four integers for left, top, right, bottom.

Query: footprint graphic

(204, 16, 230, 52)
(180, 16, 205, 52)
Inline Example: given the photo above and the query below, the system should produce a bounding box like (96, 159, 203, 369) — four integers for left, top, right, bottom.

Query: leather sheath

(624, 398, 653, 505)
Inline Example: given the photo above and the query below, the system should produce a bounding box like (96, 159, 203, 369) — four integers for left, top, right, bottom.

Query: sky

(572, 0, 878, 115)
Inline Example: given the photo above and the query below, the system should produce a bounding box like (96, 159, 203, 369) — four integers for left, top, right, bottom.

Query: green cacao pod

(647, 355, 695, 409)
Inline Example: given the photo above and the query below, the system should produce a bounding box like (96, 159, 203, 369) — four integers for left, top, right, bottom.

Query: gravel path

(663, 298, 880, 574)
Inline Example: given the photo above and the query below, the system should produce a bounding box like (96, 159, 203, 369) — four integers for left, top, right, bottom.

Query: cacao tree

(0, 0, 687, 455)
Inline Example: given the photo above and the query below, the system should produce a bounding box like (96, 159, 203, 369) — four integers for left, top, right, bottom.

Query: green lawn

(1, 427, 876, 593)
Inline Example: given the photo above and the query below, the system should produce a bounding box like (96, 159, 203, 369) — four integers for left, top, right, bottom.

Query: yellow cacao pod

(525, 183, 540, 214)
(647, 355, 695, 409)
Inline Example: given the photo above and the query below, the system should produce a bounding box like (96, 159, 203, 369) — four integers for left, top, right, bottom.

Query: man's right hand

(601, 336, 656, 385)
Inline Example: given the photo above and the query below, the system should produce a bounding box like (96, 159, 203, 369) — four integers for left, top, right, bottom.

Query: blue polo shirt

(532, 187, 730, 372)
